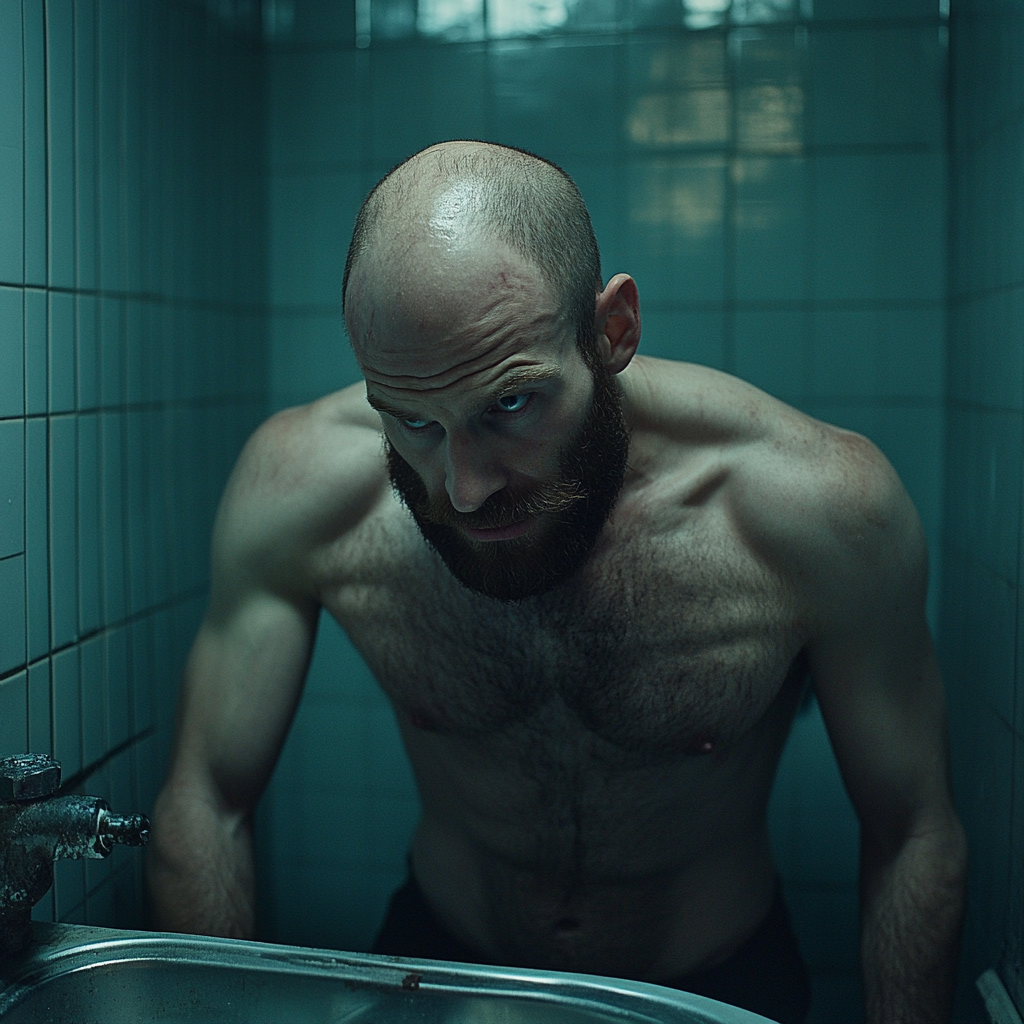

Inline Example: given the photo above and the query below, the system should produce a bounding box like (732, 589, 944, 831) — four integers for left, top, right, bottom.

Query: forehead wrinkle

(361, 310, 566, 393)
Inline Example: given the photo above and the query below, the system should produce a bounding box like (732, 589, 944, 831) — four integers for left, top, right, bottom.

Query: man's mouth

(461, 518, 534, 543)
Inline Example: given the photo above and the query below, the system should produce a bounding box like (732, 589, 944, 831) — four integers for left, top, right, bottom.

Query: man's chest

(323, 506, 806, 757)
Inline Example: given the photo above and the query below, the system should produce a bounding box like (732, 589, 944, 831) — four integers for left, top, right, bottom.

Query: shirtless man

(148, 141, 967, 1024)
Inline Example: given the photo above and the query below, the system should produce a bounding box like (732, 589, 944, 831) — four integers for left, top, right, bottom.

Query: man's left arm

(797, 436, 967, 1024)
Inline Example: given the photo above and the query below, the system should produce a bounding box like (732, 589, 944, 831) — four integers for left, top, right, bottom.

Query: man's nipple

(688, 735, 716, 755)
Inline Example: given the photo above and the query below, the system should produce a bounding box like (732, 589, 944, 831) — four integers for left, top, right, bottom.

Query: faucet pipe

(0, 755, 150, 959)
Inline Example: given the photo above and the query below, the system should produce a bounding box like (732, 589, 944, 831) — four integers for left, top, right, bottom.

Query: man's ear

(595, 274, 640, 374)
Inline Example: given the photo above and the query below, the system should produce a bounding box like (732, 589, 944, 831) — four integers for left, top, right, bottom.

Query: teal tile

(99, 297, 123, 408)
(369, 45, 489, 167)
(0, 670, 28, 755)
(270, 313, 363, 412)
(946, 407, 1023, 585)
(0, 286, 24, 418)
(120, 2, 143, 297)
(488, 40, 618, 159)
(305, 612, 381, 705)
(734, 32, 804, 154)
(561, 157, 626, 284)
(414, 0, 483, 41)
(49, 415, 78, 648)
(961, 709, 1015, 952)
(80, 634, 105, 766)
(809, 25, 944, 150)
(367, 703, 416, 799)
(0, 419, 24, 560)
(97, 0, 123, 293)
(77, 413, 101, 634)
(74, 0, 97, 291)
(808, 973, 864, 1024)
(734, 156, 807, 304)
(48, 291, 75, 414)
(638, 309, 726, 369)
(125, 411, 147, 615)
(85, 877, 115, 928)
(962, 563, 1017, 728)
(949, 288, 1024, 411)
(786, 883, 859, 973)
(52, 858, 85, 922)
(789, 698, 850, 817)
(51, 644, 81, 775)
(271, 49, 365, 171)
(730, 0, 801, 26)
(143, 410, 170, 607)
(287, 0, 357, 44)
(366, 0, 416, 41)
(24, 287, 46, 415)
(101, 411, 125, 625)
(23, 0, 46, 288)
(811, 0, 935, 17)
(25, 418, 48, 660)
(734, 308, 806, 402)
(124, 300, 143, 406)
(810, 306, 944, 402)
(274, 783, 371, 868)
(625, 34, 728, 104)
(106, 624, 129, 748)
(130, 613, 153, 734)
(797, 808, 859, 887)
(812, 152, 945, 303)
(44, 0, 74, 286)
(27, 658, 50, 753)
(874, 307, 945, 401)
(271, 170, 363, 309)
(627, 0, 687, 29)
(367, 795, 421, 870)
(625, 156, 727, 304)
(0, 0, 24, 287)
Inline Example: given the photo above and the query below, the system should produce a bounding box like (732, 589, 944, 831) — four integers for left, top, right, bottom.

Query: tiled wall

(259, 3, 947, 1019)
(0, 0, 267, 929)
(942, 0, 1024, 1019)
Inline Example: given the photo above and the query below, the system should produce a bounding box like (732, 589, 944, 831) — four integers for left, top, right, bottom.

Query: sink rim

(0, 923, 775, 1024)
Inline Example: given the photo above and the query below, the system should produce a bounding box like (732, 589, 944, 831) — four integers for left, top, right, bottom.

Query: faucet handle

(0, 754, 61, 802)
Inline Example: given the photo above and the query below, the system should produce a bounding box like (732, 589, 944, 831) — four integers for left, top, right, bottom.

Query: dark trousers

(373, 873, 811, 1024)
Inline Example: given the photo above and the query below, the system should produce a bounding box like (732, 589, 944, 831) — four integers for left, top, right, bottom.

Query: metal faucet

(0, 754, 150, 957)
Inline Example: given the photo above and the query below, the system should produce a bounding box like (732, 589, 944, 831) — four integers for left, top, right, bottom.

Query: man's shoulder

(627, 357, 921, 580)
(214, 383, 390, 576)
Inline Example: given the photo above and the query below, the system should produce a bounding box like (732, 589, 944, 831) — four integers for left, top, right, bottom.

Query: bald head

(343, 141, 603, 364)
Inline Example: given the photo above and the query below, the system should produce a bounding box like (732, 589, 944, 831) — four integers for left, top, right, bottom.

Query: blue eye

(495, 393, 531, 414)
(401, 417, 433, 430)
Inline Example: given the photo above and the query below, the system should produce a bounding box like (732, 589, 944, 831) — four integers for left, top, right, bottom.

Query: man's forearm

(860, 820, 968, 1024)
(147, 784, 256, 939)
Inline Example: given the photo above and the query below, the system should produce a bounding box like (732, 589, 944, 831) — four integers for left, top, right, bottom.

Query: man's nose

(443, 431, 507, 513)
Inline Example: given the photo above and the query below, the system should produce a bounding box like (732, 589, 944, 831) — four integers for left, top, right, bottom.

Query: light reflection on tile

(627, 89, 731, 148)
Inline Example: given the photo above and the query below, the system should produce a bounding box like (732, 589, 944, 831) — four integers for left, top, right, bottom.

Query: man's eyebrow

(365, 367, 560, 420)
(489, 367, 560, 397)
(364, 392, 409, 419)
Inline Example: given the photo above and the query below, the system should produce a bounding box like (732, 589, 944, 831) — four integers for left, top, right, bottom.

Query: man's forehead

(349, 244, 560, 353)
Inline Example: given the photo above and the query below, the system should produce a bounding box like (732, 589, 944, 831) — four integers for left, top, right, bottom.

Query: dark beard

(386, 363, 630, 602)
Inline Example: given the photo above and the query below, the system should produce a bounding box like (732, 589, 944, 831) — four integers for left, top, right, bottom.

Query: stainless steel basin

(0, 924, 776, 1023)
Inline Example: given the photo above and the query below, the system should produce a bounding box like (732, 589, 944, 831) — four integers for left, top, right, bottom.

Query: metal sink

(0, 923, 775, 1023)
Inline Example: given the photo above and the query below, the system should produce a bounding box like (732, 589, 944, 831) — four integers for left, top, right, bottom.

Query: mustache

(403, 472, 586, 532)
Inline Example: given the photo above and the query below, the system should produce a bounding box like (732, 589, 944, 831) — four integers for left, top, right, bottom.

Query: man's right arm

(147, 397, 380, 937)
